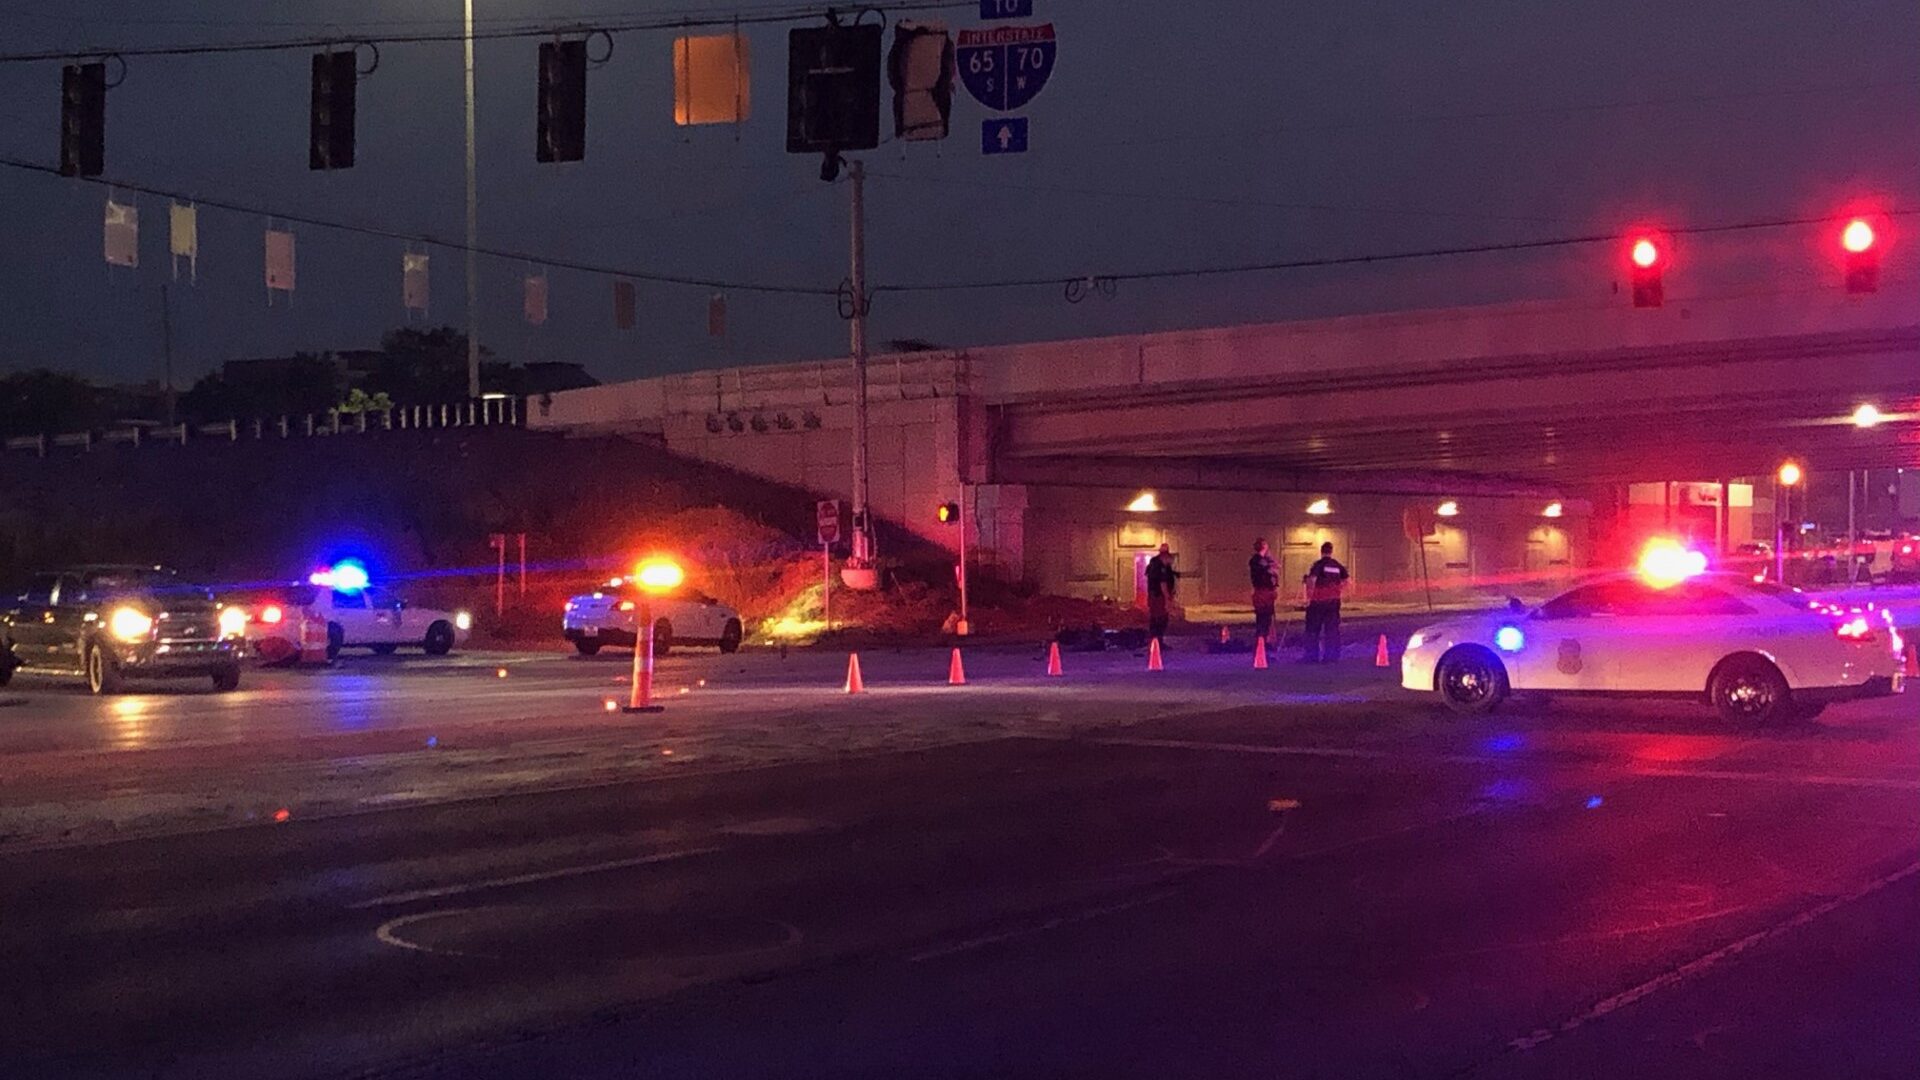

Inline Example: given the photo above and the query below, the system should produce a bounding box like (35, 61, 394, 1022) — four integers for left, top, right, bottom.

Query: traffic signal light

(787, 23, 882, 155)
(59, 61, 106, 177)
(1627, 234, 1665, 308)
(936, 501, 960, 524)
(1841, 217, 1879, 294)
(309, 50, 356, 170)
(537, 40, 588, 163)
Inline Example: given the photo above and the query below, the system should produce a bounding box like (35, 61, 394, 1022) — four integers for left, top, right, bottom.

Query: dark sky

(0, 0, 1914, 387)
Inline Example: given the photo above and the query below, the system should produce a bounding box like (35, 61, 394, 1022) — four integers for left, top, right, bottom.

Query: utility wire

(0, 155, 836, 295)
(0, 1, 974, 63)
(873, 209, 1920, 294)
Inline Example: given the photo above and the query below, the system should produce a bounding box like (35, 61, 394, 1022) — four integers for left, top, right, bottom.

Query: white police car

(1402, 543, 1906, 725)
(563, 577, 743, 657)
(232, 562, 473, 661)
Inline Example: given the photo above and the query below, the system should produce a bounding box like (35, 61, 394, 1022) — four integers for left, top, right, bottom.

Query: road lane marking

(348, 847, 724, 910)
(1503, 854, 1920, 1054)
(1080, 736, 1920, 791)
(375, 907, 495, 958)
(905, 888, 1182, 963)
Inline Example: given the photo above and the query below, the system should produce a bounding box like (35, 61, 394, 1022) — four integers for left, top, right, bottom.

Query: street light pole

(848, 159, 873, 569)
(463, 0, 481, 401)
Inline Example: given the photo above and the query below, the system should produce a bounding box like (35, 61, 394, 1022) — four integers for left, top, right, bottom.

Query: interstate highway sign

(957, 23, 1056, 112)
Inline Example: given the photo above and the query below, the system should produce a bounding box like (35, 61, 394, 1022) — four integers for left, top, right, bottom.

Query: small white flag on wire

(104, 198, 138, 268)
(265, 227, 296, 296)
(403, 251, 430, 313)
(524, 270, 549, 325)
(169, 202, 198, 282)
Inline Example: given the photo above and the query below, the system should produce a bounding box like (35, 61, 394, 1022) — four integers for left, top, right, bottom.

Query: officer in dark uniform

(1248, 539, 1279, 649)
(1145, 543, 1179, 644)
(1301, 541, 1350, 662)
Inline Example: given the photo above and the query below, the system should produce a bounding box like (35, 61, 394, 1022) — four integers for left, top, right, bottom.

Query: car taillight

(1836, 616, 1878, 643)
(260, 605, 284, 625)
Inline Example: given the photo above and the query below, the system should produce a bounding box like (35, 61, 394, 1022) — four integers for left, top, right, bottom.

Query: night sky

(0, 0, 1913, 387)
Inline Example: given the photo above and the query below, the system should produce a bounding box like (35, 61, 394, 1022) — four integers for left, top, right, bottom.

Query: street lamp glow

(1306, 498, 1332, 516)
(634, 559, 685, 593)
(1778, 462, 1802, 486)
(1126, 491, 1160, 513)
(1851, 403, 1883, 429)
(1542, 502, 1564, 518)
(1435, 500, 1460, 518)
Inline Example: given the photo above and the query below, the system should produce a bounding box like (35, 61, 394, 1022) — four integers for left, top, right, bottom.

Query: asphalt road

(0, 640, 1915, 1079)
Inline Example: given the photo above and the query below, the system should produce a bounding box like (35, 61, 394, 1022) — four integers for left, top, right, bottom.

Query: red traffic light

(1841, 218, 1876, 254)
(1840, 216, 1881, 294)
(1626, 232, 1667, 308)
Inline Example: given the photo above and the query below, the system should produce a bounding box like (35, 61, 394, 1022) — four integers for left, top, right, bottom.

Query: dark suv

(1, 565, 243, 694)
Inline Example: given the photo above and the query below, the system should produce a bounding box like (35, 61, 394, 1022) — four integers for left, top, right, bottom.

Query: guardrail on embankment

(3, 397, 525, 458)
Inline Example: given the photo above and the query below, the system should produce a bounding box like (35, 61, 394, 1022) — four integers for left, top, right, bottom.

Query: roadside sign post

(817, 500, 841, 629)
(956, 484, 971, 635)
(488, 532, 507, 616)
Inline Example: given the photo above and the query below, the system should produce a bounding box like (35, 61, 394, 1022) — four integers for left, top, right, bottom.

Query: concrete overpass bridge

(536, 244, 1918, 605)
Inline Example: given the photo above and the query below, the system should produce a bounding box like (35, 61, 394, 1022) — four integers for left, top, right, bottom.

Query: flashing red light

(1835, 616, 1877, 643)
(260, 604, 284, 625)
(1630, 238, 1660, 268)
(1841, 218, 1876, 254)
(1627, 234, 1666, 307)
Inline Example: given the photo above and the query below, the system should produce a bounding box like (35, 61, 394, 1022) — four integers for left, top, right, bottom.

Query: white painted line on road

(1504, 855, 1920, 1054)
(905, 887, 1181, 964)
(348, 847, 724, 910)
(375, 907, 495, 958)
(1084, 736, 1920, 791)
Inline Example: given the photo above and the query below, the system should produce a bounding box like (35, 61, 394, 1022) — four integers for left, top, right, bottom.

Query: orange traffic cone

(1375, 634, 1390, 667)
(844, 653, 865, 695)
(1905, 643, 1918, 678)
(1253, 637, 1269, 670)
(948, 648, 967, 686)
(1046, 641, 1064, 677)
(1148, 638, 1165, 671)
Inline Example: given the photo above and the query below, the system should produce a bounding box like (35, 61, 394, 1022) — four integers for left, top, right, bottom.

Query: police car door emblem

(1557, 639, 1583, 674)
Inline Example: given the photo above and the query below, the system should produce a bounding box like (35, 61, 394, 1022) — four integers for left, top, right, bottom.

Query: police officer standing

(1301, 541, 1350, 662)
(1248, 539, 1279, 651)
(1145, 542, 1179, 644)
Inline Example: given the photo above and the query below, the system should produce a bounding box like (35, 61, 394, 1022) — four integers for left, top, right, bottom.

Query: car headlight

(1406, 632, 1425, 650)
(109, 607, 155, 642)
(454, 611, 472, 631)
(218, 606, 249, 639)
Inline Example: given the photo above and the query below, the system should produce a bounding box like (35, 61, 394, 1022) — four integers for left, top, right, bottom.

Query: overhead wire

(0, 1, 975, 63)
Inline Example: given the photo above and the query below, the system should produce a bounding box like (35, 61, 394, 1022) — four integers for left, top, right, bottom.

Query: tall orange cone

(1148, 638, 1165, 671)
(948, 648, 967, 686)
(844, 653, 865, 694)
(1905, 642, 1918, 677)
(1253, 636, 1269, 669)
(1375, 634, 1391, 667)
(1046, 641, 1064, 677)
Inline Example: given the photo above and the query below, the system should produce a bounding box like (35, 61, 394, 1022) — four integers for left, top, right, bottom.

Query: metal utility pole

(463, 0, 481, 401)
(158, 283, 176, 428)
(1848, 470, 1858, 584)
(848, 158, 874, 568)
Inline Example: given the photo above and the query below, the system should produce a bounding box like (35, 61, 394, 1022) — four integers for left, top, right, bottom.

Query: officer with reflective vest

(1301, 541, 1350, 662)
(1248, 539, 1279, 648)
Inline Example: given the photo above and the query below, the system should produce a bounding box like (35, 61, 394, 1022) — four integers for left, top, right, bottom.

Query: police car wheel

(422, 621, 456, 656)
(719, 620, 743, 653)
(211, 665, 241, 693)
(326, 623, 345, 661)
(574, 639, 603, 657)
(1437, 646, 1507, 715)
(1709, 655, 1790, 726)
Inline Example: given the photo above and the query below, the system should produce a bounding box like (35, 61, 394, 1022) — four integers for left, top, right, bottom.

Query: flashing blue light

(1494, 625, 1526, 652)
(310, 559, 370, 592)
(1585, 795, 1604, 810)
